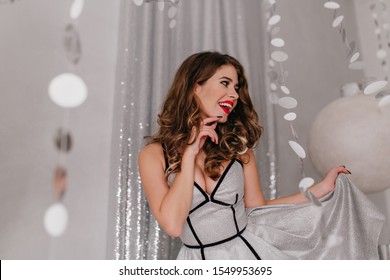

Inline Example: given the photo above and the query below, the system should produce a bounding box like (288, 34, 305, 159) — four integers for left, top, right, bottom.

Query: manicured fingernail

(217, 116, 223, 118)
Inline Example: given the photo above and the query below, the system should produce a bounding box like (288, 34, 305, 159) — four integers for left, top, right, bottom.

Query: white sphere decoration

(49, 73, 87, 108)
(378, 95, 390, 107)
(308, 95, 390, 193)
(44, 203, 69, 237)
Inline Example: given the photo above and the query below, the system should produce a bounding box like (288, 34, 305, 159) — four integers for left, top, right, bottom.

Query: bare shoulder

(237, 148, 255, 165)
(138, 142, 165, 167)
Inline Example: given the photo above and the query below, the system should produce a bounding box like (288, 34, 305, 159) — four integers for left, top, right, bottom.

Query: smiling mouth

(218, 101, 233, 114)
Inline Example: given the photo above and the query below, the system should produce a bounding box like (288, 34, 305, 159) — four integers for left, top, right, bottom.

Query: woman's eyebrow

(219, 76, 239, 87)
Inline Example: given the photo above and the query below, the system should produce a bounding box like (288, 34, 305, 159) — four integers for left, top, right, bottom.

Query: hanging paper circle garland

(267, 0, 312, 199)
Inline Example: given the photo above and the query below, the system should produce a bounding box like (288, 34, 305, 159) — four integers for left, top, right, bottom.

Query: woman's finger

(200, 126, 218, 144)
(202, 116, 222, 126)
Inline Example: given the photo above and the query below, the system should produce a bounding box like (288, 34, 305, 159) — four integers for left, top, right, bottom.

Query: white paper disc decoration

(288, 140, 306, 158)
(332, 15, 344, 28)
(299, 177, 315, 191)
(271, 51, 288, 62)
(324, 1, 340, 9)
(70, 0, 84, 19)
(308, 95, 390, 193)
(363, 80, 388, 95)
(348, 61, 365, 70)
(268, 15, 281, 26)
(271, 38, 285, 47)
(44, 203, 69, 237)
(284, 112, 297, 121)
(350, 52, 360, 63)
(49, 73, 87, 108)
(278, 96, 298, 109)
(281, 85, 290, 94)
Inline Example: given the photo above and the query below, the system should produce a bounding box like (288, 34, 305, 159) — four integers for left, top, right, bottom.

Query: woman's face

(194, 64, 239, 123)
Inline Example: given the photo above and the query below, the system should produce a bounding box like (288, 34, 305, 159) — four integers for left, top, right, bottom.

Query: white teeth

(218, 102, 232, 109)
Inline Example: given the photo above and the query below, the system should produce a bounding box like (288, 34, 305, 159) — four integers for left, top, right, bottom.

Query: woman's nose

(229, 89, 239, 100)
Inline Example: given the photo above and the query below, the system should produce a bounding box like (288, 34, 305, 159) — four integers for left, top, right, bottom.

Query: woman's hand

(316, 166, 351, 195)
(184, 116, 220, 157)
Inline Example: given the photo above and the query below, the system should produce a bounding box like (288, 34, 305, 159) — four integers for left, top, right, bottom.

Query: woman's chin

(218, 116, 228, 123)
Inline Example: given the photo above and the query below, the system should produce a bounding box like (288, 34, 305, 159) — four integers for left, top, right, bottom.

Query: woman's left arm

(242, 149, 351, 207)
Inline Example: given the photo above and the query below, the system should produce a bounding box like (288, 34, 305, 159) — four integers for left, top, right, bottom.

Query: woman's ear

(194, 83, 202, 96)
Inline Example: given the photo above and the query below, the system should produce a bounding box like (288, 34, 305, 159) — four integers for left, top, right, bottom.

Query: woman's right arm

(138, 117, 220, 237)
(138, 144, 196, 237)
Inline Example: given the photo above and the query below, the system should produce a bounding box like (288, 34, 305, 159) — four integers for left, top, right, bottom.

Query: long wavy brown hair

(146, 51, 263, 180)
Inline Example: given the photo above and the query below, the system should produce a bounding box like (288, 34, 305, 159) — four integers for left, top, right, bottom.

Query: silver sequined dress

(174, 159, 384, 260)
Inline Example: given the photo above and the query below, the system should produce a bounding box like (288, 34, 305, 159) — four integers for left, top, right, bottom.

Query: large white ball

(308, 95, 390, 193)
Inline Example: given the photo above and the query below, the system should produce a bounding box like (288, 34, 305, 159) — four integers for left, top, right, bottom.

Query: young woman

(138, 51, 383, 259)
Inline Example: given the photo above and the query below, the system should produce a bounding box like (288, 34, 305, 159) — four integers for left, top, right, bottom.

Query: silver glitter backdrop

(107, 0, 278, 260)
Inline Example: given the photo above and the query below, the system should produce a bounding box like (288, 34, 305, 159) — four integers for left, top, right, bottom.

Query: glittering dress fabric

(176, 160, 385, 260)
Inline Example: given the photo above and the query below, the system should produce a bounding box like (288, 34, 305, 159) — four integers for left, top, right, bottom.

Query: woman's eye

(221, 81, 229, 87)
